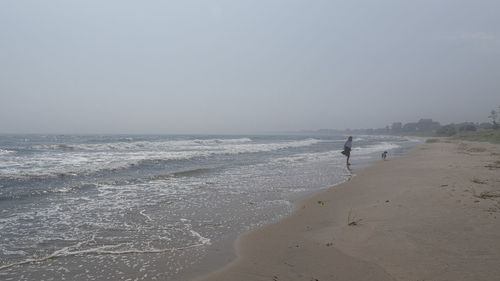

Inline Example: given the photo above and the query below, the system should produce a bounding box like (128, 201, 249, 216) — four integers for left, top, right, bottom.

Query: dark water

(0, 134, 421, 280)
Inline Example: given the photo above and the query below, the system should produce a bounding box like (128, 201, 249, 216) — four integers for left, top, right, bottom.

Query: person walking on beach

(341, 136, 353, 166)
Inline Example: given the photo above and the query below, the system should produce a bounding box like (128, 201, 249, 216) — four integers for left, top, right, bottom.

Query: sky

(1, 0, 499, 134)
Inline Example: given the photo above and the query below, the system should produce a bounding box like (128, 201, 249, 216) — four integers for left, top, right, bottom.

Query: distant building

(391, 122, 402, 132)
(403, 122, 418, 131)
(416, 119, 441, 131)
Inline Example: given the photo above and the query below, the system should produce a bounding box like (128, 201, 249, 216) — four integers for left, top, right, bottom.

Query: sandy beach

(193, 140, 500, 281)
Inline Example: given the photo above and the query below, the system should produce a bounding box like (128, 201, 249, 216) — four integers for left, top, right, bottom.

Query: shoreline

(192, 140, 500, 281)
(0, 135, 418, 281)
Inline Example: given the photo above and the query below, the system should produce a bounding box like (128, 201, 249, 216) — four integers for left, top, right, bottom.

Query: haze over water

(0, 1, 498, 280)
(1, 1, 499, 134)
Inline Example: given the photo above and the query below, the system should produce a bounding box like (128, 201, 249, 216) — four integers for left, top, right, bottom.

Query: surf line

(0, 234, 211, 271)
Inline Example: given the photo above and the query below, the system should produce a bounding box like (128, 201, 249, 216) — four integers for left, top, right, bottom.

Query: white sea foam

(260, 199, 293, 207)
(0, 149, 15, 155)
(265, 140, 400, 166)
(0, 138, 322, 179)
(354, 142, 400, 154)
(268, 149, 349, 166)
(0, 221, 212, 272)
(190, 230, 211, 246)
(53, 187, 72, 193)
(32, 138, 253, 152)
(192, 138, 252, 146)
(2, 249, 28, 256)
(139, 210, 152, 222)
(0, 241, 212, 272)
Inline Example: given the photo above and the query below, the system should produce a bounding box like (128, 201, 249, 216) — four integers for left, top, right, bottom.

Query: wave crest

(0, 138, 321, 179)
(31, 138, 253, 151)
(0, 149, 15, 155)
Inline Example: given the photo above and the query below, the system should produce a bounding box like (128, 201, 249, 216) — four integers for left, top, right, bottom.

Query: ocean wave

(353, 142, 400, 154)
(31, 138, 253, 152)
(220, 138, 321, 154)
(152, 168, 208, 180)
(0, 138, 321, 180)
(269, 151, 330, 165)
(52, 187, 72, 193)
(0, 149, 15, 155)
(0, 183, 98, 202)
(192, 138, 252, 145)
(404, 136, 424, 142)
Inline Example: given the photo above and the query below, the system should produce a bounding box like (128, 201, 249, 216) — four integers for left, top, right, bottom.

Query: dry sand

(192, 140, 500, 281)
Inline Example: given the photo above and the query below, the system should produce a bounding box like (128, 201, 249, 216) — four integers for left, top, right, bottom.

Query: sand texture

(193, 141, 500, 281)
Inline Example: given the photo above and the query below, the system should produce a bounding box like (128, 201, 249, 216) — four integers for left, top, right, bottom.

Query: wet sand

(193, 141, 500, 281)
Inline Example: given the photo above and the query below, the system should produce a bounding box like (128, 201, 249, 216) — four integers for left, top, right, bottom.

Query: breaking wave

(353, 142, 401, 154)
(0, 149, 15, 155)
(31, 138, 253, 151)
(0, 138, 321, 179)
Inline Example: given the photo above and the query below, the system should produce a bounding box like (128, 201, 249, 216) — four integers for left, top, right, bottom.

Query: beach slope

(193, 141, 500, 281)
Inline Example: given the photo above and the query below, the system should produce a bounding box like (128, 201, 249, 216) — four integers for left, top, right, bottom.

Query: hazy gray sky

(1, 0, 499, 134)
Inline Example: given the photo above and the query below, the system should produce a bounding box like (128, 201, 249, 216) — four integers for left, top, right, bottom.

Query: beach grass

(475, 191, 500, 199)
(471, 178, 486, 184)
(347, 210, 362, 226)
(453, 130, 500, 144)
(425, 138, 440, 143)
(468, 147, 487, 153)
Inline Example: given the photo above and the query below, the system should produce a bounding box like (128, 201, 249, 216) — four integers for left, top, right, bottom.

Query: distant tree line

(390, 118, 441, 134)
(302, 105, 500, 136)
(489, 105, 500, 130)
(353, 105, 500, 136)
(388, 105, 500, 136)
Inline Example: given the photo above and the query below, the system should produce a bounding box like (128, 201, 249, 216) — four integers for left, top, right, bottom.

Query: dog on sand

(381, 151, 388, 160)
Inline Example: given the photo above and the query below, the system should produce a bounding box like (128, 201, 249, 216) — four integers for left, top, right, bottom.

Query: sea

(0, 134, 422, 281)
